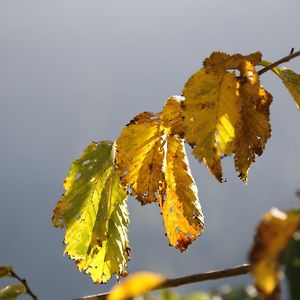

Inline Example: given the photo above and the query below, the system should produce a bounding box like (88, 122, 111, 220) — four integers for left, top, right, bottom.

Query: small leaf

(260, 60, 300, 109)
(108, 272, 165, 300)
(249, 208, 300, 298)
(285, 232, 300, 300)
(116, 112, 164, 204)
(0, 266, 12, 278)
(52, 141, 130, 283)
(0, 284, 26, 300)
(159, 135, 204, 251)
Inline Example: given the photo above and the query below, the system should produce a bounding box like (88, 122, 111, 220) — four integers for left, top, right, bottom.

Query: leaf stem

(10, 270, 38, 300)
(258, 50, 300, 75)
(75, 263, 251, 300)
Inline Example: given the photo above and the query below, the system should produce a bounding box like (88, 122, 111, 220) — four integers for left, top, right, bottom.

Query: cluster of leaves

(0, 266, 30, 300)
(52, 51, 300, 287)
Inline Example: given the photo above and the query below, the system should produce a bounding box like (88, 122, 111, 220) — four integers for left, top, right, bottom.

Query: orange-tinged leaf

(116, 112, 164, 204)
(159, 135, 204, 251)
(108, 272, 165, 300)
(116, 104, 204, 250)
(249, 208, 300, 297)
(182, 68, 240, 181)
(234, 62, 272, 181)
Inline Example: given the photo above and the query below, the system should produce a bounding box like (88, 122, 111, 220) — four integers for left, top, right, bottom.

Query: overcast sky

(0, 1, 300, 299)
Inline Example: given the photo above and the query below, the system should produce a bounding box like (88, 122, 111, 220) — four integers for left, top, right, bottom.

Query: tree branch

(258, 50, 300, 75)
(10, 270, 38, 300)
(75, 263, 251, 300)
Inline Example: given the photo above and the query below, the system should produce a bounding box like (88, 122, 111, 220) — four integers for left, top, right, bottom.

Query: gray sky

(0, 1, 300, 299)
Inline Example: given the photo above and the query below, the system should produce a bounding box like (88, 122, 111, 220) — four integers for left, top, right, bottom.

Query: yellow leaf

(182, 68, 240, 181)
(249, 208, 300, 297)
(116, 102, 204, 250)
(273, 67, 300, 109)
(203, 51, 262, 72)
(52, 141, 130, 283)
(116, 112, 165, 204)
(108, 272, 165, 300)
(160, 135, 204, 251)
(234, 61, 272, 181)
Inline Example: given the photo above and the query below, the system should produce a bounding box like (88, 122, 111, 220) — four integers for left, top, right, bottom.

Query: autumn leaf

(249, 208, 300, 298)
(0, 284, 26, 300)
(182, 64, 240, 181)
(52, 141, 130, 283)
(108, 272, 165, 300)
(234, 61, 272, 181)
(159, 134, 204, 251)
(116, 98, 204, 250)
(260, 60, 300, 110)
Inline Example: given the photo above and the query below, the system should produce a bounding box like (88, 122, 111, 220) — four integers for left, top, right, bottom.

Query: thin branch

(75, 263, 251, 300)
(10, 270, 38, 300)
(258, 50, 300, 75)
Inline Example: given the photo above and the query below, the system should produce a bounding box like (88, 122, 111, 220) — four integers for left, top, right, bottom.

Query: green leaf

(0, 266, 12, 278)
(260, 60, 300, 109)
(52, 141, 130, 283)
(285, 232, 300, 300)
(0, 284, 26, 300)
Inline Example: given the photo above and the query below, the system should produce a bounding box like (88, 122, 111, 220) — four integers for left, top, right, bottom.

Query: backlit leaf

(182, 68, 240, 181)
(249, 208, 300, 298)
(159, 135, 204, 251)
(234, 61, 272, 181)
(0, 284, 26, 300)
(260, 60, 300, 109)
(108, 272, 165, 300)
(0, 266, 12, 278)
(116, 101, 204, 250)
(52, 141, 130, 283)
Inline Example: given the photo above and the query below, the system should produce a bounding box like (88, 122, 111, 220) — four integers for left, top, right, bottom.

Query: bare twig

(258, 50, 300, 75)
(10, 270, 38, 300)
(75, 263, 251, 300)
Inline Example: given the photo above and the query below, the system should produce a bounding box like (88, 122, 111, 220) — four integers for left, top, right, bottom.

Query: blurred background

(0, 1, 300, 299)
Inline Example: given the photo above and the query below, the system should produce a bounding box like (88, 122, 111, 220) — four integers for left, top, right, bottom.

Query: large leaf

(116, 99, 204, 250)
(182, 68, 240, 182)
(260, 60, 300, 109)
(249, 208, 300, 298)
(0, 266, 12, 278)
(52, 141, 130, 283)
(108, 272, 165, 300)
(0, 284, 26, 300)
(234, 61, 272, 182)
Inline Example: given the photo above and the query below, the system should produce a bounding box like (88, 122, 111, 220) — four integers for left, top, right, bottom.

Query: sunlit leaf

(0, 284, 26, 300)
(52, 141, 130, 283)
(116, 102, 204, 250)
(234, 61, 272, 181)
(249, 208, 300, 298)
(182, 67, 240, 181)
(260, 60, 300, 109)
(108, 272, 165, 300)
(0, 266, 12, 278)
(159, 135, 204, 251)
(116, 112, 164, 204)
(285, 232, 300, 300)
